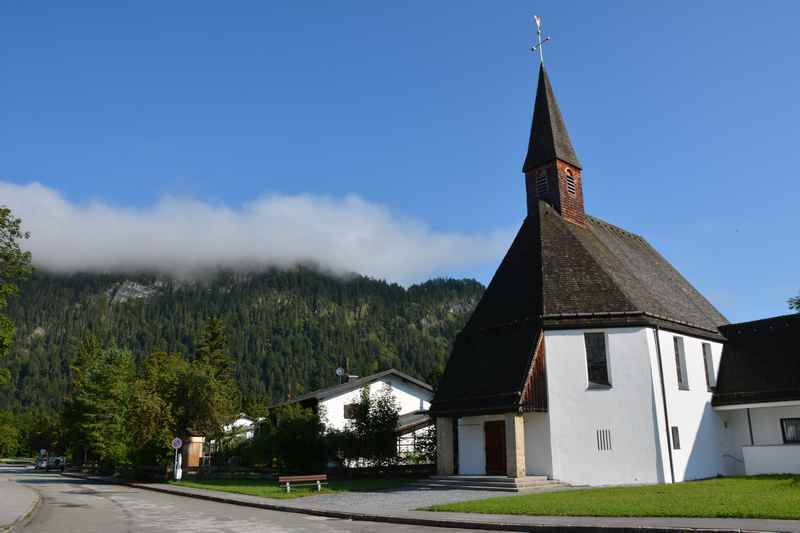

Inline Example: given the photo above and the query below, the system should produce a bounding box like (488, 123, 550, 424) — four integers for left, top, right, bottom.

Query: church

(429, 58, 800, 486)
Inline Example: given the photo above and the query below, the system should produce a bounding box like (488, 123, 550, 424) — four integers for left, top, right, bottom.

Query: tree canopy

(2, 269, 481, 413)
(0, 207, 33, 386)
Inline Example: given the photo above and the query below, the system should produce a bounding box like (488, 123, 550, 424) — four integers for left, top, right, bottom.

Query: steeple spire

(523, 65, 581, 172)
(523, 63, 585, 225)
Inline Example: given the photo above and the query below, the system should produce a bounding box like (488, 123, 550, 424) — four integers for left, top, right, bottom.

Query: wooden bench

(277, 474, 328, 493)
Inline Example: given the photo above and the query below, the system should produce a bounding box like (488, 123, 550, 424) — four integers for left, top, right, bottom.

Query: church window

(584, 332, 610, 387)
(671, 426, 681, 450)
(782, 418, 800, 444)
(536, 174, 549, 195)
(565, 173, 577, 196)
(674, 337, 689, 390)
(702, 343, 715, 391)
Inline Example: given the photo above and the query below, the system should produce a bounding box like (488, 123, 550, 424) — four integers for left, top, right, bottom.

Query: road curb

(60, 473, 780, 533)
(2, 483, 41, 533)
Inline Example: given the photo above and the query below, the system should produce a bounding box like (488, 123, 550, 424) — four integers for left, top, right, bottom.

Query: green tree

(272, 403, 326, 472)
(62, 336, 102, 463)
(127, 351, 185, 466)
(2, 268, 481, 416)
(70, 348, 136, 469)
(126, 322, 239, 466)
(790, 293, 799, 312)
(339, 385, 400, 466)
(0, 410, 21, 456)
(369, 385, 401, 466)
(19, 410, 63, 456)
(0, 207, 33, 386)
(195, 318, 232, 380)
(183, 319, 240, 438)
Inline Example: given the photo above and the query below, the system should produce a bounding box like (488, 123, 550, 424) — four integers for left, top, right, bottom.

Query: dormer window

(536, 174, 549, 196)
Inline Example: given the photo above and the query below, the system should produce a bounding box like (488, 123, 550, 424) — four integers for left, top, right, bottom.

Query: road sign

(171, 437, 183, 450)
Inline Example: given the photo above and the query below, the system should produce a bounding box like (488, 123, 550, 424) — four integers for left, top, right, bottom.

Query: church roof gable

(431, 201, 727, 416)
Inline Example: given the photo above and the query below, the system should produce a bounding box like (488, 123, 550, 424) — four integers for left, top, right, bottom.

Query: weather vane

(531, 15, 551, 64)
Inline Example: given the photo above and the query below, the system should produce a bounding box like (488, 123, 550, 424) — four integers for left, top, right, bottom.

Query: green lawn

(169, 477, 413, 500)
(427, 475, 800, 520)
(0, 457, 34, 464)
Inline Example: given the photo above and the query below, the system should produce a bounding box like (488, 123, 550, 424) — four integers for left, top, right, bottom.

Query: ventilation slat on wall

(596, 428, 612, 451)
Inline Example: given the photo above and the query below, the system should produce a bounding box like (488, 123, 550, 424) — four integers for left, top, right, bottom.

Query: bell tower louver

(523, 65, 585, 225)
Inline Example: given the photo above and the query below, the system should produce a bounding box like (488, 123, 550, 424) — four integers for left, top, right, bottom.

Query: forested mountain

(1, 268, 483, 414)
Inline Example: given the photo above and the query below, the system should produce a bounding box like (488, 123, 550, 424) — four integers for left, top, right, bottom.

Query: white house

(275, 368, 434, 448)
(429, 60, 797, 487)
(223, 414, 262, 440)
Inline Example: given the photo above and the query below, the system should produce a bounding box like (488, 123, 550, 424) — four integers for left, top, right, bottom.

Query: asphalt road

(6, 467, 489, 533)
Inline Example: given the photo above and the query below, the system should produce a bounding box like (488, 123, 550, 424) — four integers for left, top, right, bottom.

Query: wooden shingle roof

(522, 65, 581, 172)
(713, 314, 800, 407)
(431, 201, 728, 416)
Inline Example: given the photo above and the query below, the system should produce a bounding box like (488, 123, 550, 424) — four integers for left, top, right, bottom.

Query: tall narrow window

(702, 343, 715, 391)
(536, 174, 549, 196)
(674, 336, 689, 390)
(565, 173, 577, 196)
(585, 332, 610, 387)
(781, 418, 800, 444)
(671, 426, 681, 450)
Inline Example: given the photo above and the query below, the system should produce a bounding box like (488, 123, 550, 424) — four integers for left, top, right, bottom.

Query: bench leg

(316, 480, 321, 492)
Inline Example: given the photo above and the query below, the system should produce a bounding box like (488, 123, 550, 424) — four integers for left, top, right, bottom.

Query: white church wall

(322, 378, 431, 431)
(545, 327, 664, 486)
(717, 404, 800, 475)
(743, 445, 800, 475)
(523, 412, 552, 477)
(716, 409, 749, 476)
(749, 404, 800, 445)
(457, 414, 504, 475)
(643, 329, 673, 483)
(716, 402, 800, 476)
(656, 329, 726, 482)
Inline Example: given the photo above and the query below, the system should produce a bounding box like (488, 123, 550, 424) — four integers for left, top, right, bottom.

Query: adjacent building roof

(712, 314, 800, 407)
(523, 65, 581, 172)
(397, 410, 433, 434)
(272, 368, 433, 408)
(431, 202, 728, 416)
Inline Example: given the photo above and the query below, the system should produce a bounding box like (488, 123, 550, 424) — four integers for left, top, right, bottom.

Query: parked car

(45, 457, 65, 472)
(34, 457, 48, 470)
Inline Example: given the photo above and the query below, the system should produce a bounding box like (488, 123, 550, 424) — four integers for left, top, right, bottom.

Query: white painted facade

(545, 327, 668, 485)
(716, 401, 800, 475)
(452, 326, 744, 486)
(222, 415, 259, 439)
(320, 377, 431, 431)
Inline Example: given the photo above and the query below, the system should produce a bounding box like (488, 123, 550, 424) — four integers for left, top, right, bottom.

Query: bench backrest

(278, 474, 327, 483)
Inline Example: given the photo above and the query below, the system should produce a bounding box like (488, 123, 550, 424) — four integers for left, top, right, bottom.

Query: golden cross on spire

(531, 15, 551, 64)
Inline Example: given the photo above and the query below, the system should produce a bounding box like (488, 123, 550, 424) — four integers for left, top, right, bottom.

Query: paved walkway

(105, 478, 800, 532)
(0, 466, 40, 532)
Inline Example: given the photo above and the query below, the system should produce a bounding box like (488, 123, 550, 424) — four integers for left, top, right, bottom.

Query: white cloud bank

(2, 181, 511, 284)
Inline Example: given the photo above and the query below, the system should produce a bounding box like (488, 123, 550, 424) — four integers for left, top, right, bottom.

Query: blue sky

(1, 1, 798, 323)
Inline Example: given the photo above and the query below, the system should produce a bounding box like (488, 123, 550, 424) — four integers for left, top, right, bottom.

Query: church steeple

(523, 64, 586, 225)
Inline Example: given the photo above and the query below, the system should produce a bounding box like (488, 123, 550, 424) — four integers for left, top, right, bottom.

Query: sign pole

(171, 437, 183, 481)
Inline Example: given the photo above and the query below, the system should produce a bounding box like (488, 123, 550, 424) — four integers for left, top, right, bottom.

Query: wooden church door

(484, 420, 507, 475)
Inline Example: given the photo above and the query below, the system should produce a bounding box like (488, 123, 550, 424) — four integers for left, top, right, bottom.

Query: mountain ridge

(2, 266, 483, 414)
